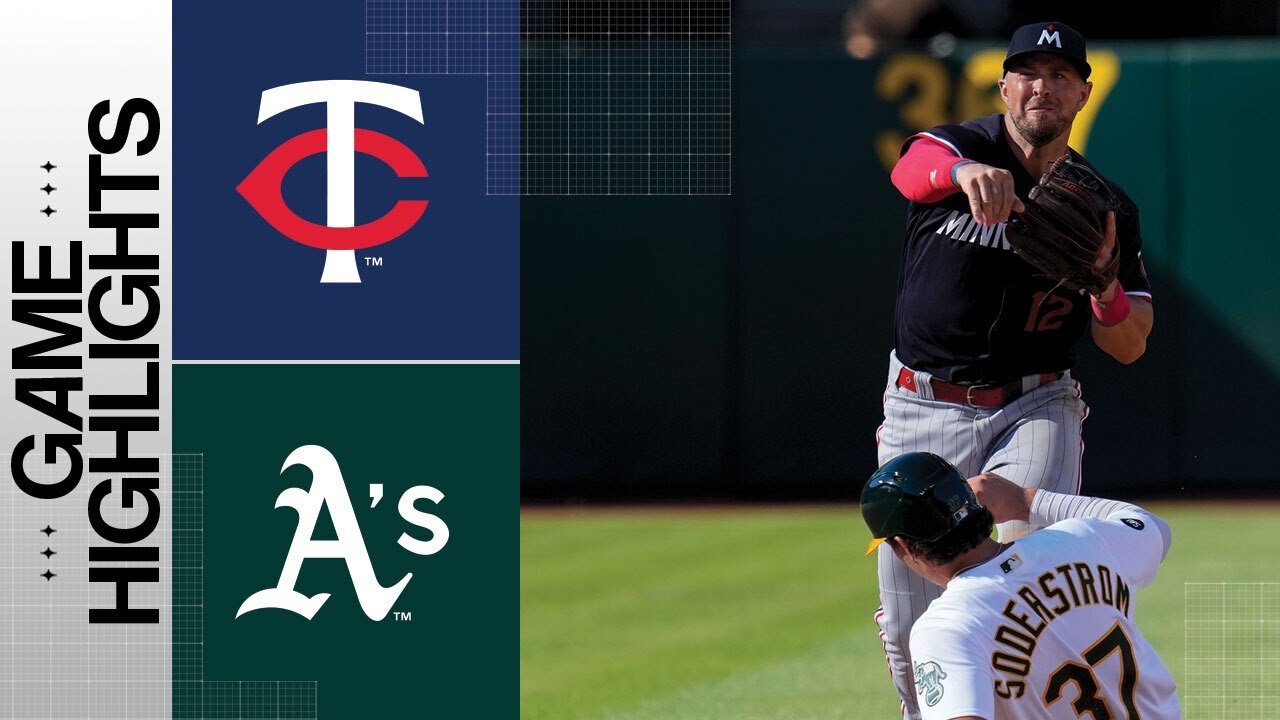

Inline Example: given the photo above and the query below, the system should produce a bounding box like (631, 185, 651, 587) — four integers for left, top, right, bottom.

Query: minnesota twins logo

(914, 661, 948, 707)
(1038, 25, 1062, 48)
(237, 80, 428, 283)
(237, 445, 450, 621)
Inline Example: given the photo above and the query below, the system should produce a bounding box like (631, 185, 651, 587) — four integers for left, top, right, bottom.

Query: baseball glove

(1006, 154, 1121, 296)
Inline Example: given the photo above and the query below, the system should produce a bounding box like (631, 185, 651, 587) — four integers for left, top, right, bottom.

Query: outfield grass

(521, 503, 1280, 719)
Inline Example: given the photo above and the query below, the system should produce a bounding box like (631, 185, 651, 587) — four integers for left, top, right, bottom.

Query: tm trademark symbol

(393, 611, 413, 622)
(364, 256, 383, 268)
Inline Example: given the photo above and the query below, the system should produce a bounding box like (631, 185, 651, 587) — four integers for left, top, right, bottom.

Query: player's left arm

(909, 620, 995, 720)
(1090, 294, 1152, 365)
(969, 472, 1172, 586)
(1091, 203, 1154, 365)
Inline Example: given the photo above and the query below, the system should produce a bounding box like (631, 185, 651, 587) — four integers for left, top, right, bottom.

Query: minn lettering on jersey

(934, 211, 1012, 251)
(988, 561, 1130, 697)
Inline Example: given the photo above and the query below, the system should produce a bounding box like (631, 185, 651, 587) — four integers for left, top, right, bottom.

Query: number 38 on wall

(872, 49, 1120, 171)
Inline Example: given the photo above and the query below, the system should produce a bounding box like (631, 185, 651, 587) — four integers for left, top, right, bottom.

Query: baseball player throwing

(862, 452, 1181, 719)
(875, 21, 1154, 717)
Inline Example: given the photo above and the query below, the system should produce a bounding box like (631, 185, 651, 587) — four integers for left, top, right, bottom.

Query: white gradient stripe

(0, 2, 172, 718)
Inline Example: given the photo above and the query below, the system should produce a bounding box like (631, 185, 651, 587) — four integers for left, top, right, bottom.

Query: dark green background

(175, 364, 518, 719)
(522, 41, 1280, 500)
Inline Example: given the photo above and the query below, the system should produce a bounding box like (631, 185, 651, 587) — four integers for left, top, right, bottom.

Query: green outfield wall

(523, 40, 1280, 499)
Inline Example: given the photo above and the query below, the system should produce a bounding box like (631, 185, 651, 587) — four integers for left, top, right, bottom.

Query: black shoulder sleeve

(1114, 193, 1152, 298)
(900, 124, 982, 159)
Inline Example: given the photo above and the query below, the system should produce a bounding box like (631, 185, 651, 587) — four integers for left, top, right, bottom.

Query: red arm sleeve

(890, 136, 968, 203)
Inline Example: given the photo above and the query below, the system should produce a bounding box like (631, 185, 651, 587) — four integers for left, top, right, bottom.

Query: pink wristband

(1091, 284, 1131, 327)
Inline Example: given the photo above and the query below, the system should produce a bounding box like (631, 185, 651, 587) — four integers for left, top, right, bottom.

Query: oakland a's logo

(237, 445, 449, 621)
(237, 80, 428, 283)
(914, 661, 948, 707)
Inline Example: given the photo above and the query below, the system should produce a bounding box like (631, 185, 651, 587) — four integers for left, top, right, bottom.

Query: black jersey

(893, 114, 1151, 385)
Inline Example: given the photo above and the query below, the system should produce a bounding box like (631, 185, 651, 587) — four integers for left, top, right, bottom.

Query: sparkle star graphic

(41, 548, 56, 559)
(41, 570, 56, 581)
(40, 206, 56, 217)
(40, 525, 56, 536)
(40, 184, 56, 194)
(40, 161, 56, 172)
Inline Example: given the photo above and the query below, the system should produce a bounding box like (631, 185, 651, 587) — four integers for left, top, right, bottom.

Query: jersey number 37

(1044, 622, 1141, 719)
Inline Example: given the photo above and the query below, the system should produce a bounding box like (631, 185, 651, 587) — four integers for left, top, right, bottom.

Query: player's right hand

(1091, 211, 1119, 302)
(967, 472, 1034, 523)
(953, 162, 1026, 226)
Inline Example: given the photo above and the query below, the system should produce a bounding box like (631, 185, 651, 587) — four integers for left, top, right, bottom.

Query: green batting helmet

(861, 452, 983, 556)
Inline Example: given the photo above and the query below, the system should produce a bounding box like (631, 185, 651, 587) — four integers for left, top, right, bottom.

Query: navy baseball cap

(1003, 21, 1091, 81)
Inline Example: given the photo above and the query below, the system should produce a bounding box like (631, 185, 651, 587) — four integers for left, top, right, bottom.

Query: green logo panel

(174, 364, 518, 718)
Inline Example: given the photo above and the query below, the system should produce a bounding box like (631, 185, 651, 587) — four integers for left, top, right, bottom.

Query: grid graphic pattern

(173, 454, 319, 720)
(488, 0, 521, 194)
(366, 0, 732, 195)
(1, 455, 169, 719)
(368, 0, 493, 74)
(1185, 583, 1280, 719)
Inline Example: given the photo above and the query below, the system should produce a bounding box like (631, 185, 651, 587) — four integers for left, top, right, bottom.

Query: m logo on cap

(1038, 27, 1062, 48)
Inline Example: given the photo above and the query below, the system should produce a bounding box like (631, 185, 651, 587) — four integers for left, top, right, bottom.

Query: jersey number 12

(1024, 292, 1074, 333)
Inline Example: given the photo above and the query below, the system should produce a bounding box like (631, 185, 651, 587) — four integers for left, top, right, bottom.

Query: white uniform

(908, 506, 1180, 720)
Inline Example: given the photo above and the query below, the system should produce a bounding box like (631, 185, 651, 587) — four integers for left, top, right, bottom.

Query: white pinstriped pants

(872, 351, 1087, 719)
